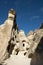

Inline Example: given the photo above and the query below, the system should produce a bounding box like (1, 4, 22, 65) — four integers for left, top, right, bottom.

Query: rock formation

(3, 28, 43, 65)
(12, 30, 30, 55)
(0, 9, 43, 65)
(0, 9, 18, 63)
(27, 29, 43, 57)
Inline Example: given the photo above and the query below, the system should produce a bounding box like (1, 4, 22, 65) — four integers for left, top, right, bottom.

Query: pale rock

(0, 9, 16, 63)
(0, 9, 43, 65)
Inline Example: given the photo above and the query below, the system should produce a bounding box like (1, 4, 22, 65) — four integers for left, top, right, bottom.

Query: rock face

(27, 29, 43, 56)
(12, 30, 30, 55)
(0, 9, 18, 63)
(3, 28, 43, 65)
(0, 9, 43, 65)
(31, 35, 43, 65)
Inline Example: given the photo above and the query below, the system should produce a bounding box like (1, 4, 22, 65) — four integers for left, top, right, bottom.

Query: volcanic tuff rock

(0, 9, 18, 63)
(27, 29, 43, 57)
(0, 9, 43, 65)
(3, 29, 43, 65)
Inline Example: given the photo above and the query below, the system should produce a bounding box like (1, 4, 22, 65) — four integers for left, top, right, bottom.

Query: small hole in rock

(23, 44, 25, 47)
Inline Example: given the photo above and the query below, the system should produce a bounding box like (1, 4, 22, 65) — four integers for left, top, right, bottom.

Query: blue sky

(0, 0, 43, 34)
